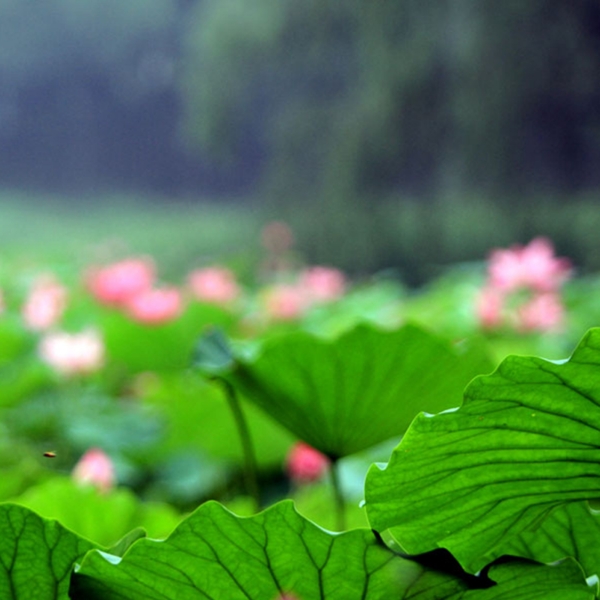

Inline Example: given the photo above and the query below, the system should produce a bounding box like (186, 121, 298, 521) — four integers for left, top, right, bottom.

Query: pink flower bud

(286, 442, 329, 483)
(72, 448, 116, 493)
(87, 257, 155, 306)
(38, 329, 104, 376)
(188, 267, 240, 305)
(124, 287, 183, 325)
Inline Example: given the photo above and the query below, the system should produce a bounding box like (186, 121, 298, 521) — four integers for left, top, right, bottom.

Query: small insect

(43, 451, 56, 458)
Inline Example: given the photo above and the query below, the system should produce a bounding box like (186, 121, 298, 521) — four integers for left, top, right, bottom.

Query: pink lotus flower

(476, 286, 505, 329)
(519, 238, 572, 292)
(286, 442, 329, 483)
(488, 238, 571, 293)
(87, 257, 155, 306)
(125, 287, 183, 325)
(22, 274, 68, 331)
(299, 266, 346, 302)
(517, 292, 565, 332)
(477, 238, 571, 333)
(72, 448, 116, 493)
(263, 284, 308, 321)
(38, 329, 104, 376)
(188, 267, 240, 305)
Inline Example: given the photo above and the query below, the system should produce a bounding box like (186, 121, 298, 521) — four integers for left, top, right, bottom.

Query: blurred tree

(180, 0, 600, 270)
(442, 0, 600, 196)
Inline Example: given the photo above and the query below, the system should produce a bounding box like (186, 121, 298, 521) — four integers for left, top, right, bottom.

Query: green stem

(329, 459, 346, 531)
(218, 378, 260, 512)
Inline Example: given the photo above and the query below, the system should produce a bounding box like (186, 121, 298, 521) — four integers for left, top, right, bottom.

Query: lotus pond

(0, 231, 600, 599)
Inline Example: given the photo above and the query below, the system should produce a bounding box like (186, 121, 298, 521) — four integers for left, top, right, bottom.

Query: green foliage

(12, 478, 181, 548)
(0, 502, 593, 599)
(1, 325, 600, 595)
(142, 370, 294, 472)
(196, 323, 493, 458)
(365, 328, 600, 573)
(100, 303, 235, 373)
(70, 500, 420, 599)
(0, 503, 95, 599)
(467, 560, 594, 600)
(67, 500, 594, 599)
(2, 223, 600, 596)
(500, 502, 600, 581)
(181, 0, 286, 159)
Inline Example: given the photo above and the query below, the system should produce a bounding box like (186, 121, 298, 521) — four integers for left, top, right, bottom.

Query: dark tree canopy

(180, 0, 600, 199)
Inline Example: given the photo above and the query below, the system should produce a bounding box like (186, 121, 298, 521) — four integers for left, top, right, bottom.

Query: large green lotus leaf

(196, 324, 492, 458)
(0, 503, 95, 599)
(465, 559, 595, 600)
(365, 328, 600, 573)
(499, 501, 600, 580)
(70, 499, 473, 600)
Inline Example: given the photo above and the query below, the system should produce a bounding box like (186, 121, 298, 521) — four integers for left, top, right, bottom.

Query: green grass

(0, 190, 265, 280)
(2, 188, 600, 286)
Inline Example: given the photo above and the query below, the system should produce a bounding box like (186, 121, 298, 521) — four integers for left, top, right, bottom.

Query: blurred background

(1, 0, 600, 283)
